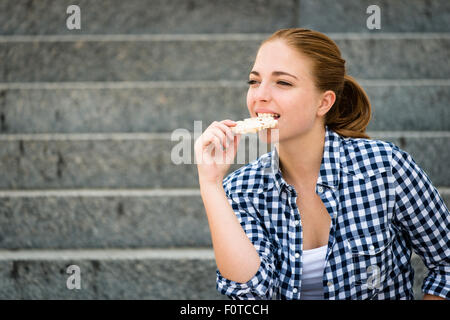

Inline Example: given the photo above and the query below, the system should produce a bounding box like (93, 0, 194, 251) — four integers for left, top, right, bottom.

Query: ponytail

(326, 75, 372, 139)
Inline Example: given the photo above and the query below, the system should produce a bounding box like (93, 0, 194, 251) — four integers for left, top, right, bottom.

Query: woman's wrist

(199, 177, 224, 192)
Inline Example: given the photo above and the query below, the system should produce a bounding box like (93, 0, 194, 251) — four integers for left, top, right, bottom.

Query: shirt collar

(267, 125, 342, 192)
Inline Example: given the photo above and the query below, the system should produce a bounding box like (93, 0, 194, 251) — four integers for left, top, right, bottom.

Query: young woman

(194, 28, 449, 300)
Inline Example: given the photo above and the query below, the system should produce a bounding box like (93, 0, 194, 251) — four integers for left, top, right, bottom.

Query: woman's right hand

(194, 120, 241, 185)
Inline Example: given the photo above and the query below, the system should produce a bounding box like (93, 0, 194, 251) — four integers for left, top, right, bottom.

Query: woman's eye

(247, 80, 291, 86)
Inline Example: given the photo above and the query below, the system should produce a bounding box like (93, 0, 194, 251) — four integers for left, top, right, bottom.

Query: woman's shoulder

(339, 135, 407, 176)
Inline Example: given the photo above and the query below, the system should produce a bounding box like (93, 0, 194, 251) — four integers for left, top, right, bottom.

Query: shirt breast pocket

(345, 227, 394, 291)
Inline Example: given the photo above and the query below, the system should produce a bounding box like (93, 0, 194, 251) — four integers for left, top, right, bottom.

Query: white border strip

(0, 188, 447, 199)
(368, 131, 450, 138)
(0, 80, 243, 90)
(0, 79, 449, 90)
(0, 132, 172, 141)
(0, 33, 448, 42)
(328, 32, 450, 40)
(0, 34, 268, 42)
(440, 187, 450, 194)
(358, 79, 450, 87)
(0, 131, 448, 141)
(0, 248, 214, 260)
(0, 189, 201, 198)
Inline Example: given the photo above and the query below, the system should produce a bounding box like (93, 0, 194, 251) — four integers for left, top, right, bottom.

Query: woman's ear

(317, 90, 336, 117)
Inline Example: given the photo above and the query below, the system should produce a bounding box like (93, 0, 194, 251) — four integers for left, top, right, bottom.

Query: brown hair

(262, 28, 371, 139)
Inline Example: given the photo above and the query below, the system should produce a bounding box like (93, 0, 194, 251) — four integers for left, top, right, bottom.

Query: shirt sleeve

(216, 185, 278, 300)
(391, 145, 450, 299)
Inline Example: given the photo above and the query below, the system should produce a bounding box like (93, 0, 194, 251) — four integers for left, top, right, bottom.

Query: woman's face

(246, 40, 327, 144)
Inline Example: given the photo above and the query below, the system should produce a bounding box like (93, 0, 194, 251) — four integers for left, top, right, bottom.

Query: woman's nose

(254, 82, 271, 102)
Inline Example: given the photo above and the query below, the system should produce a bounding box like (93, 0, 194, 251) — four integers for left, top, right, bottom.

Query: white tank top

(300, 244, 328, 300)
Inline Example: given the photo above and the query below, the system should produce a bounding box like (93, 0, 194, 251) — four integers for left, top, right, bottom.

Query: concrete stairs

(0, 0, 449, 299)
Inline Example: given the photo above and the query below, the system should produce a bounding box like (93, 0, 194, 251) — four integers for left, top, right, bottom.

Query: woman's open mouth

(257, 112, 280, 120)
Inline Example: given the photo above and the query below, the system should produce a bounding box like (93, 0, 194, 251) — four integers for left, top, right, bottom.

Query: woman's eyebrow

(250, 70, 298, 80)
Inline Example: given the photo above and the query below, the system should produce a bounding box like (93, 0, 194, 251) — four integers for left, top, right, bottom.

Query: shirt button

(327, 281, 333, 287)
(369, 245, 375, 251)
(293, 288, 298, 293)
(318, 186, 324, 193)
(294, 220, 300, 225)
(295, 252, 300, 259)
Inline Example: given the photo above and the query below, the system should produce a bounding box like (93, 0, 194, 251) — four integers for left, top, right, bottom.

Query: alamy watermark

(366, 5, 381, 30)
(366, 265, 381, 290)
(171, 121, 279, 170)
(66, 5, 81, 30)
(66, 264, 81, 290)
(64, 4, 380, 31)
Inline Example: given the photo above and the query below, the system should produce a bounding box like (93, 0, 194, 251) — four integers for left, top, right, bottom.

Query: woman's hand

(194, 120, 241, 185)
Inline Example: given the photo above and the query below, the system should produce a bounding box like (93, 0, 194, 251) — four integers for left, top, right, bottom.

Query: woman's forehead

(253, 40, 312, 78)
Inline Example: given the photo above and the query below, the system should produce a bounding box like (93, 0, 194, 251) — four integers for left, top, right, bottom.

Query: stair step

(0, 132, 448, 189)
(0, 80, 448, 133)
(0, 248, 428, 299)
(0, 189, 209, 249)
(0, 188, 448, 250)
(0, 248, 224, 299)
(1, 35, 449, 81)
(299, 0, 450, 33)
(0, 0, 297, 35)
(2, 0, 448, 35)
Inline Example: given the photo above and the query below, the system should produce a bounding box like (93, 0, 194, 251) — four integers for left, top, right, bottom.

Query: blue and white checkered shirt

(217, 126, 449, 300)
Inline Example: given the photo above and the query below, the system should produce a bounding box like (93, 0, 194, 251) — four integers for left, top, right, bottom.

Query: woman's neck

(276, 124, 326, 188)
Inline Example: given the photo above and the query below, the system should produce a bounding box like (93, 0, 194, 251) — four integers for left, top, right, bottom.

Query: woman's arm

(200, 179, 261, 283)
(194, 120, 276, 298)
(391, 145, 450, 300)
(195, 119, 260, 282)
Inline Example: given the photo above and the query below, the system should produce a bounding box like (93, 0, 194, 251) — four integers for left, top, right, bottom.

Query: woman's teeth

(257, 113, 280, 119)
